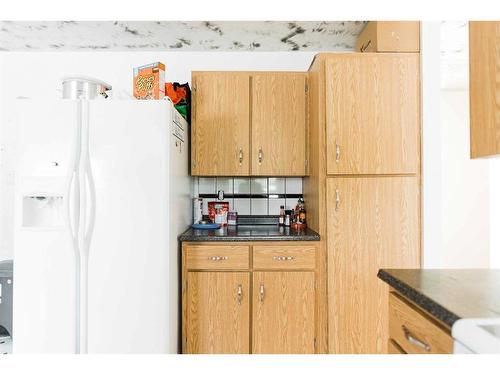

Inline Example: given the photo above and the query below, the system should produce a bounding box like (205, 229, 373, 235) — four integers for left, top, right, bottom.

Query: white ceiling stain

(0, 21, 366, 52)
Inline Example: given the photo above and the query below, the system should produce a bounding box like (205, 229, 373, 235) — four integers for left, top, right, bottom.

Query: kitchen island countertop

(378, 268, 500, 328)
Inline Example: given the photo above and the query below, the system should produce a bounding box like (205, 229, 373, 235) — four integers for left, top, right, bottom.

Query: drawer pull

(402, 325, 431, 352)
(360, 39, 372, 52)
(237, 284, 243, 305)
(272, 256, 295, 261)
(207, 256, 228, 261)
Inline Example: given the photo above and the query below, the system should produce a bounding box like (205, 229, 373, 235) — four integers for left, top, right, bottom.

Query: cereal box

(133, 62, 165, 100)
(208, 201, 229, 226)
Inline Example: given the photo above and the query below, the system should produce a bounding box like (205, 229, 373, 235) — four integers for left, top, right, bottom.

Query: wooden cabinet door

(186, 272, 250, 353)
(252, 271, 315, 354)
(326, 177, 420, 353)
(469, 22, 500, 158)
(191, 72, 250, 176)
(325, 54, 419, 175)
(251, 73, 307, 176)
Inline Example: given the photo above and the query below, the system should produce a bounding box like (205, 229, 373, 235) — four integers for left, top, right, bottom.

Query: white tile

(202, 198, 211, 215)
(198, 177, 216, 194)
(233, 198, 250, 215)
(216, 178, 233, 195)
(269, 198, 286, 215)
(285, 177, 303, 194)
(285, 198, 299, 211)
(251, 178, 268, 194)
(234, 178, 250, 194)
(226, 198, 235, 212)
(251, 198, 268, 215)
(268, 178, 285, 194)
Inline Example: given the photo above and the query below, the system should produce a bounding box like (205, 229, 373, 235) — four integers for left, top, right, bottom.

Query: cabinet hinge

(305, 83, 308, 92)
(314, 338, 317, 349)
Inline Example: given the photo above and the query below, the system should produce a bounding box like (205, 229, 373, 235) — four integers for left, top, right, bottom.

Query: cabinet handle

(402, 325, 431, 352)
(259, 283, 265, 302)
(335, 142, 340, 163)
(258, 147, 263, 165)
(207, 256, 228, 261)
(238, 147, 243, 166)
(335, 189, 340, 211)
(360, 39, 372, 52)
(272, 256, 295, 261)
(237, 284, 243, 305)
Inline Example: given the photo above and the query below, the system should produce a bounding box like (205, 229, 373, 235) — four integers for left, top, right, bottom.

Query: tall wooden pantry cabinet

(304, 52, 421, 354)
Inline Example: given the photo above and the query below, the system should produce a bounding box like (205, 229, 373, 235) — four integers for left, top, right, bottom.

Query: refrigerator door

(87, 100, 182, 353)
(12, 99, 78, 353)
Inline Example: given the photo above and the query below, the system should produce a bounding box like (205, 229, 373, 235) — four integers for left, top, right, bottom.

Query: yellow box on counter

(133, 62, 165, 100)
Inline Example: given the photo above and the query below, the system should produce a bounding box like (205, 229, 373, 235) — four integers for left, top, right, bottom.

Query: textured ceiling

(0, 21, 366, 52)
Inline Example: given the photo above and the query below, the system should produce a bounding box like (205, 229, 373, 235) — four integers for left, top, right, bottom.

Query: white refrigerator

(11, 99, 190, 354)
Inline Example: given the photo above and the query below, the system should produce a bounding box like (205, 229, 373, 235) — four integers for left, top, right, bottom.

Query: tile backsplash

(194, 177, 303, 216)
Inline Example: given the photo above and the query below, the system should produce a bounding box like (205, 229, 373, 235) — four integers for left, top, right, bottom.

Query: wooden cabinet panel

(355, 21, 420, 52)
(251, 73, 307, 176)
(253, 245, 316, 270)
(185, 245, 250, 270)
(252, 271, 315, 354)
(389, 293, 452, 354)
(388, 339, 406, 354)
(469, 22, 500, 158)
(327, 177, 420, 353)
(191, 72, 250, 176)
(325, 54, 420, 175)
(186, 272, 250, 353)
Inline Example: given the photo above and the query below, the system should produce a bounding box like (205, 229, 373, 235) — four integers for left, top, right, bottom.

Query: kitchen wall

(0, 50, 322, 261)
(422, 21, 491, 268)
(194, 177, 303, 216)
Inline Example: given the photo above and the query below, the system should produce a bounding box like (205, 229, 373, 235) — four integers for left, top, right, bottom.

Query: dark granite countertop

(179, 224, 320, 242)
(378, 269, 500, 328)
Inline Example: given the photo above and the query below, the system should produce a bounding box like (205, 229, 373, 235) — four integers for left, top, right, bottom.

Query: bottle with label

(284, 210, 291, 227)
(278, 205, 285, 226)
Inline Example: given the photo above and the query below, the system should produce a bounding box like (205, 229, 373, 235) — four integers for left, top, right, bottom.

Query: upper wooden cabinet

(191, 71, 308, 176)
(191, 72, 250, 176)
(355, 21, 420, 52)
(251, 73, 307, 176)
(469, 21, 500, 158)
(325, 54, 420, 175)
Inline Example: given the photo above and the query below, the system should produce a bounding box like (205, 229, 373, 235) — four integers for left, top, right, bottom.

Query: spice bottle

(284, 210, 291, 227)
(279, 205, 285, 226)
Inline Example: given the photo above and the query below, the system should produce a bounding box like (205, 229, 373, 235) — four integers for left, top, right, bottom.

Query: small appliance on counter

(62, 76, 112, 99)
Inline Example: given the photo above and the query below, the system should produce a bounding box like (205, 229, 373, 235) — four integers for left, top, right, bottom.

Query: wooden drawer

(389, 292, 453, 354)
(388, 339, 406, 354)
(185, 245, 250, 270)
(355, 21, 420, 52)
(253, 245, 316, 270)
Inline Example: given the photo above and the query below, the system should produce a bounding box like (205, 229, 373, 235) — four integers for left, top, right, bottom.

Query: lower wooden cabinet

(186, 272, 250, 354)
(182, 242, 319, 354)
(388, 292, 453, 354)
(252, 271, 315, 354)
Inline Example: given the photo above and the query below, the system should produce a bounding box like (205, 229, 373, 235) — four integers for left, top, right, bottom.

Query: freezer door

(87, 100, 179, 353)
(12, 99, 78, 353)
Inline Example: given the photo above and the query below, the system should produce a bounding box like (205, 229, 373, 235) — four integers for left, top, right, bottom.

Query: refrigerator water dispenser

(22, 196, 64, 228)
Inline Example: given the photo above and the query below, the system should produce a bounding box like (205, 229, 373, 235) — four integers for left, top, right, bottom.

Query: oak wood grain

(325, 53, 420, 175)
(185, 245, 250, 270)
(389, 292, 453, 354)
(355, 21, 420, 52)
(469, 21, 500, 158)
(186, 271, 250, 354)
(252, 271, 315, 353)
(251, 73, 308, 175)
(253, 245, 316, 270)
(191, 72, 250, 176)
(327, 176, 420, 353)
